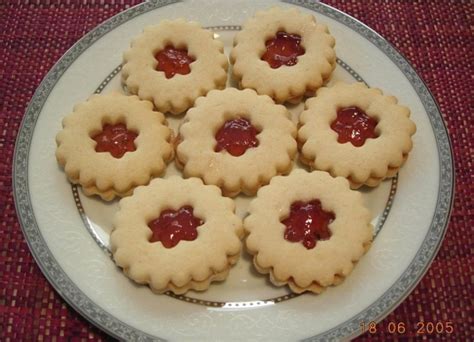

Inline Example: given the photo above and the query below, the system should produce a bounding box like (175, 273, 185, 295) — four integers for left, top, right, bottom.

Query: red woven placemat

(0, 0, 472, 340)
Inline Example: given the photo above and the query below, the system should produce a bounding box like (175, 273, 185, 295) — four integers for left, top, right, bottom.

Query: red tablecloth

(1, 1, 472, 340)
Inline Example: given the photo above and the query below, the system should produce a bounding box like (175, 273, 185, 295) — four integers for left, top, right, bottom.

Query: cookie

(110, 177, 243, 294)
(230, 7, 336, 104)
(55, 92, 174, 201)
(244, 169, 373, 294)
(176, 88, 297, 197)
(298, 82, 416, 188)
(122, 19, 228, 114)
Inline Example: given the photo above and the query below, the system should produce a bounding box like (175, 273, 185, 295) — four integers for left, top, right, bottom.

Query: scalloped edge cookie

(110, 176, 243, 294)
(55, 92, 174, 201)
(230, 7, 336, 104)
(122, 19, 228, 115)
(298, 82, 416, 189)
(244, 169, 373, 294)
(176, 88, 297, 197)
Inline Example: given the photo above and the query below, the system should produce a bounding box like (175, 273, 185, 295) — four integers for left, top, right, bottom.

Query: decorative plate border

(12, 1, 454, 341)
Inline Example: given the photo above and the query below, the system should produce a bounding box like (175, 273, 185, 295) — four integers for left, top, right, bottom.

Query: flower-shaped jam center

(282, 200, 335, 249)
(215, 117, 260, 157)
(261, 31, 305, 69)
(155, 45, 195, 79)
(93, 123, 137, 158)
(331, 107, 378, 147)
(148, 206, 204, 248)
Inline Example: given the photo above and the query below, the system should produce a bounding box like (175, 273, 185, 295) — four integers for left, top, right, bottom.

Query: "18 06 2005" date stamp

(360, 321, 454, 336)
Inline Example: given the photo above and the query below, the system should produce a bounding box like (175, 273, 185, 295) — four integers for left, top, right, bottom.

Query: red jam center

(93, 123, 137, 158)
(215, 118, 260, 157)
(330, 107, 378, 147)
(282, 200, 335, 250)
(261, 31, 305, 69)
(155, 46, 195, 79)
(148, 206, 204, 248)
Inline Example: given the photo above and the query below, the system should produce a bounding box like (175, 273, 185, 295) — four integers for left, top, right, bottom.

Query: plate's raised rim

(12, 0, 455, 341)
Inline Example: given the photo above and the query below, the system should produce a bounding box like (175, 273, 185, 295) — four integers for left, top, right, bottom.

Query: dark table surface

(1, 0, 472, 340)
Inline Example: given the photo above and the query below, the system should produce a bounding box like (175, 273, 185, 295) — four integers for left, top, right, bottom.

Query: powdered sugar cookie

(244, 169, 372, 294)
(122, 19, 228, 114)
(298, 82, 416, 188)
(55, 92, 174, 201)
(110, 177, 243, 294)
(230, 7, 336, 104)
(176, 88, 297, 197)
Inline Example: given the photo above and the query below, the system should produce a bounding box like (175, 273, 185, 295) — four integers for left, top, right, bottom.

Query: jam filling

(330, 107, 378, 147)
(261, 31, 305, 69)
(282, 200, 335, 250)
(155, 46, 195, 78)
(93, 123, 137, 158)
(215, 117, 260, 157)
(148, 206, 204, 248)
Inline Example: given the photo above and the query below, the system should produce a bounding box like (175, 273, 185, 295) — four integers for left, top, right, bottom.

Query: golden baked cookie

(55, 92, 174, 201)
(244, 169, 373, 294)
(230, 7, 336, 104)
(176, 88, 297, 197)
(122, 19, 228, 114)
(298, 82, 416, 188)
(110, 177, 243, 294)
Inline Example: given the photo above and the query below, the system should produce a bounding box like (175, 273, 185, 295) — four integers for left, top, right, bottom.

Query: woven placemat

(0, 0, 472, 340)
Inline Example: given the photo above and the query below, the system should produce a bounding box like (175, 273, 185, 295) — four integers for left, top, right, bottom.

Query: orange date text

(359, 321, 454, 335)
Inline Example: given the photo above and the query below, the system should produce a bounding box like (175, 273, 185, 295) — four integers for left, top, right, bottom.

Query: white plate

(13, 0, 454, 340)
